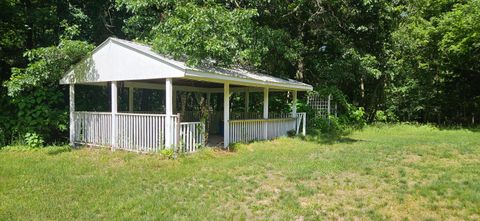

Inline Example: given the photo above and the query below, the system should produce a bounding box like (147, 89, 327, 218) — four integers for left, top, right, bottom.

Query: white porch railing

(179, 122, 205, 153)
(229, 112, 306, 144)
(74, 112, 112, 146)
(296, 112, 307, 135)
(73, 111, 205, 153)
(73, 111, 305, 152)
(116, 113, 174, 152)
(229, 119, 266, 143)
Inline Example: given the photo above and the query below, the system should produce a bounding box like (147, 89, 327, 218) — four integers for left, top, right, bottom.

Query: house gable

(60, 38, 185, 84)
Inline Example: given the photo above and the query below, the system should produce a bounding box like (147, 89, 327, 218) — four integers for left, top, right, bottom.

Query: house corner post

(165, 78, 173, 148)
(224, 83, 230, 148)
(111, 81, 118, 150)
(263, 87, 269, 139)
(69, 84, 75, 147)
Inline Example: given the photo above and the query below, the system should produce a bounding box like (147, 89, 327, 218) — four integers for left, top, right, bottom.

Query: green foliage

(349, 107, 367, 128)
(387, 0, 480, 124)
(4, 39, 94, 143)
(6, 39, 93, 96)
(151, 2, 258, 67)
(160, 148, 174, 158)
(1, 0, 479, 146)
(24, 132, 44, 148)
(314, 116, 349, 137)
(375, 110, 387, 123)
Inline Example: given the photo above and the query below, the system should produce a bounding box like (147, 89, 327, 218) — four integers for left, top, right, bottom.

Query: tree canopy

(0, 0, 479, 145)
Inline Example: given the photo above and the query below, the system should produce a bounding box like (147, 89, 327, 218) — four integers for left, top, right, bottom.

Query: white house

(60, 37, 313, 153)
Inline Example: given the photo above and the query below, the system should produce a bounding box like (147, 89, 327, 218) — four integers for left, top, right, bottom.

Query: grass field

(1, 124, 479, 220)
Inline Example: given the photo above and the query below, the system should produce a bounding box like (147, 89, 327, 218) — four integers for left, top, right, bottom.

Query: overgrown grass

(1, 124, 479, 220)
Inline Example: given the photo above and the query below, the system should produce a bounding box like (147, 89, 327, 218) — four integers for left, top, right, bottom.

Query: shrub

(349, 107, 366, 128)
(5, 39, 94, 145)
(375, 110, 387, 123)
(24, 132, 44, 148)
(287, 129, 296, 137)
(160, 149, 174, 158)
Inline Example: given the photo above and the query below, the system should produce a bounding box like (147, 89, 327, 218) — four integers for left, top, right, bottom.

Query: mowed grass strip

(1, 124, 479, 220)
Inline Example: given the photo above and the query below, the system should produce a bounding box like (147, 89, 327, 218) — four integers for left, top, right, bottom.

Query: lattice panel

(307, 94, 337, 118)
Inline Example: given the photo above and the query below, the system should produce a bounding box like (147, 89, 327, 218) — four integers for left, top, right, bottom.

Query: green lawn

(1, 124, 479, 220)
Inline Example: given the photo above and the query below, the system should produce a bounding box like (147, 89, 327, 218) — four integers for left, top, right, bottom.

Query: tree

(4, 39, 94, 142)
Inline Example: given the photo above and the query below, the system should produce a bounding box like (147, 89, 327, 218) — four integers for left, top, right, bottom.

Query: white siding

(60, 39, 184, 84)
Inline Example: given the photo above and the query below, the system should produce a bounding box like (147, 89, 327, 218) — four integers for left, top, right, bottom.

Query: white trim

(69, 84, 75, 146)
(111, 81, 118, 150)
(165, 78, 173, 148)
(185, 70, 312, 91)
(123, 81, 271, 93)
(263, 87, 269, 139)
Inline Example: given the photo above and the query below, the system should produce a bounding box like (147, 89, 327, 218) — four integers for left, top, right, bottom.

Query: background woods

(1, 0, 479, 145)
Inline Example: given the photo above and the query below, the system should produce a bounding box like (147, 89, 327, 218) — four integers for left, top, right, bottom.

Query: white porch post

(224, 83, 230, 148)
(263, 87, 269, 139)
(111, 81, 118, 150)
(69, 84, 75, 147)
(165, 78, 173, 148)
(128, 87, 134, 112)
(291, 90, 297, 117)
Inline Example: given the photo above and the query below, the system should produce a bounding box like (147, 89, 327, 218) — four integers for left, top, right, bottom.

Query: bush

(301, 88, 367, 135)
(160, 149, 174, 158)
(4, 39, 94, 145)
(287, 129, 296, 137)
(24, 132, 44, 148)
(349, 107, 366, 128)
(375, 110, 387, 123)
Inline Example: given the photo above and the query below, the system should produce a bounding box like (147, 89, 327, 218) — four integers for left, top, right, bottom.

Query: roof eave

(185, 69, 313, 91)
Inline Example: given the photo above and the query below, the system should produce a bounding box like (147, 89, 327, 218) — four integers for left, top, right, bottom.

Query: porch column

(291, 90, 297, 117)
(263, 87, 269, 139)
(69, 84, 75, 147)
(224, 83, 230, 148)
(128, 87, 134, 112)
(111, 81, 118, 150)
(165, 78, 173, 148)
(245, 88, 249, 114)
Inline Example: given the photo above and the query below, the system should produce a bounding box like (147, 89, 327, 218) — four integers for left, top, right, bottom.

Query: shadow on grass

(46, 146, 71, 155)
(305, 130, 363, 145)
